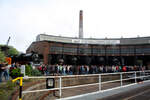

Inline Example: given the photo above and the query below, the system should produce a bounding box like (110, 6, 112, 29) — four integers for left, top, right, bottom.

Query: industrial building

(26, 34, 150, 66)
(26, 11, 150, 66)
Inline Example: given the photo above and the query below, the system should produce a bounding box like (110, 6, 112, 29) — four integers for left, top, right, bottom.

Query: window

(50, 46, 62, 53)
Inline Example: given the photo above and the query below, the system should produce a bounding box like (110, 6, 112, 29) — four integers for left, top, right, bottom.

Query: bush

(10, 64, 42, 77)
(10, 68, 22, 79)
(26, 64, 42, 76)
(31, 69, 42, 76)
(25, 64, 32, 76)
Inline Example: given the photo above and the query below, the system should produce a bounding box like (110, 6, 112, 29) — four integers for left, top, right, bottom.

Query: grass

(0, 81, 18, 100)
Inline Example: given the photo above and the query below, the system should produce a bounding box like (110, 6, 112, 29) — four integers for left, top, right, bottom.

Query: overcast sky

(1, 0, 150, 52)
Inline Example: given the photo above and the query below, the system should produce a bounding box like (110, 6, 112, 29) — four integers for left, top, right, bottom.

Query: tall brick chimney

(79, 10, 83, 38)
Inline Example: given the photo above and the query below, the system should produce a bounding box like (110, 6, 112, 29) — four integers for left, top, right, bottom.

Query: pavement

(98, 81, 150, 100)
(58, 80, 150, 100)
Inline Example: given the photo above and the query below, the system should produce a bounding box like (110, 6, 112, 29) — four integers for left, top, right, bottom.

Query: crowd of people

(37, 64, 148, 76)
(0, 61, 148, 83)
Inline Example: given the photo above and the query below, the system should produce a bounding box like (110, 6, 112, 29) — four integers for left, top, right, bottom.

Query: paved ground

(59, 81, 150, 100)
(42, 82, 122, 100)
(61, 82, 122, 98)
(98, 82, 150, 100)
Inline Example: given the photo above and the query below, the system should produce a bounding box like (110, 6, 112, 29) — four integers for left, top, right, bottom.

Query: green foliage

(0, 50, 5, 63)
(0, 44, 19, 64)
(26, 64, 42, 76)
(31, 68, 42, 76)
(0, 80, 17, 100)
(10, 64, 42, 78)
(7, 46, 19, 56)
(10, 68, 22, 78)
(25, 64, 32, 76)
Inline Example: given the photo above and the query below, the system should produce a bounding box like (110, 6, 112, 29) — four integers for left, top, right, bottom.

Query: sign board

(46, 78, 55, 89)
(21, 65, 25, 76)
(72, 39, 120, 45)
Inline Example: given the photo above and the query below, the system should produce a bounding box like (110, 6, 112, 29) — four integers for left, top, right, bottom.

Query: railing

(22, 70, 150, 99)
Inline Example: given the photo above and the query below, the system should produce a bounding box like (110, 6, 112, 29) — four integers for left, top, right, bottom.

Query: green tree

(0, 50, 6, 63)
(7, 46, 19, 56)
(0, 45, 19, 56)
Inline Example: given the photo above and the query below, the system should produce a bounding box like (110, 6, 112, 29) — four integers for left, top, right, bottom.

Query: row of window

(136, 48, 150, 54)
(50, 46, 150, 54)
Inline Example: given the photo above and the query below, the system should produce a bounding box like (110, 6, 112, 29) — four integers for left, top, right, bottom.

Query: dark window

(50, 46, 62, 53)
(63, 47, 77, 53)
(121, 47, 134, 54)
(78, 48, 91, 54)
(143, 48, 150, 54)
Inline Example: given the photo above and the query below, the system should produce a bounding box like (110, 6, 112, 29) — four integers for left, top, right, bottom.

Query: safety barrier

(12, 70, 150, 100)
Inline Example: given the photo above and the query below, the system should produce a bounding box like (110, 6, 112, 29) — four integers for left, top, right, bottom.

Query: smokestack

(79, 10, 83, 38)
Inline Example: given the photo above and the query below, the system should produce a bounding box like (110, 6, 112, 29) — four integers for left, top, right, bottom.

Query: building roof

(36, 34, 150, 45)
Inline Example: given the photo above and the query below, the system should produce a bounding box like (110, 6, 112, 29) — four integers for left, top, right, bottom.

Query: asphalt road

(98, 82, 150, 100)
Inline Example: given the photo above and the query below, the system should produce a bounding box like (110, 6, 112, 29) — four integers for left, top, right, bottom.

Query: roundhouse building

(26, 34, 150, 66)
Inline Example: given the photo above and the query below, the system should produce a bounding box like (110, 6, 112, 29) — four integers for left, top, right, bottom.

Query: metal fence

(22, 70, 150, 99)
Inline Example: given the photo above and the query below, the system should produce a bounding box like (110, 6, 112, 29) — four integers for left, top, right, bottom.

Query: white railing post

(99, 74, 101, 91)
(135, 72, 137, 83)
(120, 73, 122, 86)
(59, 77, 62, 98)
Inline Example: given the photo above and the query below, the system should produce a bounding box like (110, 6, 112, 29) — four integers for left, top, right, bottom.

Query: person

(122, 66, 127, 72)
(62, 65, 66, 75)
(4, 63, 10, 81)
(0, 63, 6, 83)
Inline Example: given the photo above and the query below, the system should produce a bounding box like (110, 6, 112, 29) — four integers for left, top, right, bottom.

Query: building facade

(26, 34, 150, 66)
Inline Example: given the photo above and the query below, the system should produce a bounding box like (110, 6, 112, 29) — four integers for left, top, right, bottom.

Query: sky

(1, 0, 150, 52)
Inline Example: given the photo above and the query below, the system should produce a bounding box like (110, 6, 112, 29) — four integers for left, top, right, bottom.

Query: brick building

(26, 34, 150, 66)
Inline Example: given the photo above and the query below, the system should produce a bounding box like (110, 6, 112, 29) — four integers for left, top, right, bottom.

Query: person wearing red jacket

(123, 66, 127, 72)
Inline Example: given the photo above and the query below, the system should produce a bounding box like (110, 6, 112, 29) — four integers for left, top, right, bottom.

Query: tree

(0, 45, 19, 56)
(0, 50, 6, 63)
(7, 46, 19, 56)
